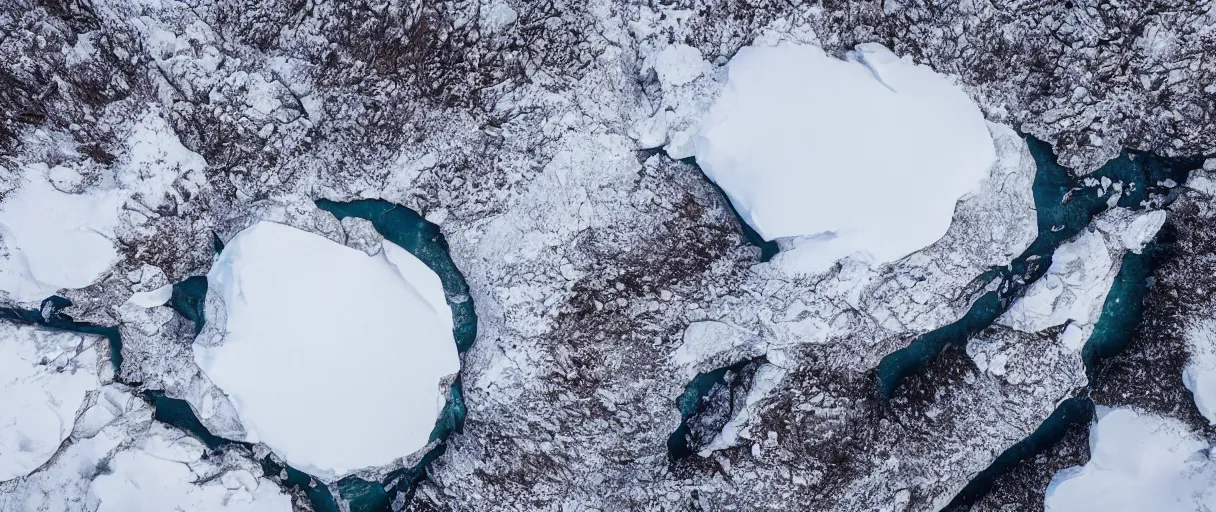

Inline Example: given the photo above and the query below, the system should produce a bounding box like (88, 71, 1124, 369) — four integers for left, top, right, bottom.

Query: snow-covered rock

(646, 44, 708, 89)
(693, 42, 996, 272)
(998, 228, 1115, 349)
(1045, 408, 1216, 511)
(195, 221, 459, 480)
(1183, 317, 1216, 424)
(998, 209, 1166, 351)
(0, 323, 102, 481)
(3, 381, 289, 512)
(1093, 208, 1167, 254)
(0, 168, 124, 303)
(126, 283, 174, 308)
(87, 424, 292, 512)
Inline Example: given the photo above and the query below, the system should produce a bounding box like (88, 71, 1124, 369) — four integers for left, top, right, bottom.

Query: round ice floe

(0, 324, 101, 482)
(694, 43, 996, 272)
(196, 221, 459, 479)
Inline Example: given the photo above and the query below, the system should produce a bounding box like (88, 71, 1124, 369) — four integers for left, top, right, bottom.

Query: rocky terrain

(1, 0, 1214, 511)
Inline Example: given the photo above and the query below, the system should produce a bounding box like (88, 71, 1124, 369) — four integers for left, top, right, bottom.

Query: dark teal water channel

(668, 138, 1202, 460)
(163, 199, 478, 511)
(875, 136, 1204, 398)
(315, 198, 477, 511)
(945, 225, 1178, 510)
(667, 356, 765, 459)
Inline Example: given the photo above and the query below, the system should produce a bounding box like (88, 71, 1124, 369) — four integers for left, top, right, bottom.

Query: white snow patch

(1093, 208, 1166, 254)
(693, 43, 995, 272)
(0, 167, 124, 303)
(127, 283, 174, 308)
(1045, 408, 1216, 511)
(87, 424, 292, 512)
(480, 0, 519, 33)
(647, 44, 708, 89)
(1189, 169, 1216, 197)
(1, 384, 147, 512)
(671, 321, 761, 378)
(195, 221, 459, 479)
(1183, 317, 1216, 424)
(998, 228, 1115, 348)
(0, 324, 101, 481)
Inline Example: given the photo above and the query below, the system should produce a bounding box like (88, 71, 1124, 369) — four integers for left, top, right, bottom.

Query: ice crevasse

(196, 221, 459, 480)
(693, 42, 997, 271)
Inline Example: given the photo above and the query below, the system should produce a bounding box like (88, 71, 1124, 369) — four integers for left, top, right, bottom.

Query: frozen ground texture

(1, 0, 1215, 510)
(196, 221, 458, 480)
(0, 323, 101, 481)
(694, 43, 995, 271)
(1045, 408, 1216, 511)
(88, 424, 292, 512)
(2, 381, 291, 512)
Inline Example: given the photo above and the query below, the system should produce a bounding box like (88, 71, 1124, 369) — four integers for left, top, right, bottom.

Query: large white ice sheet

(196, 221, 459, 480)
(694, 43, 996, 272)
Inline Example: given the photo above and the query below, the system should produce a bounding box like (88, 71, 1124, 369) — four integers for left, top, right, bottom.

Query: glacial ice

(0, 323, 101, 482)
(1045, 408, 1216, 511)
(693, 42, 996, 271)
(196, 221, 459, 480)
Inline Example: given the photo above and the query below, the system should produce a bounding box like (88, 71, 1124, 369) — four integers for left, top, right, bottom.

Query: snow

(195, 221, 459, 479)
(1093, 208, 1166, 253)
(3, 381, 289, 512)
(87, 424, 292, 512)
(1183, 318, 1216, 424)
(0, 167, 124, 303)
(647, 44, 708, 88)
(671, 321, 761, 375)
(126, 283, 174, 307)
(1045, 408, 1216, 511)
(0, 323, 101, 482)
(998, 228, 1115, 348)
(121, 112, 208, 210)
(693, 42, 995, 271)
(1, 384, 147, 512)
(480, 0, 519, 33)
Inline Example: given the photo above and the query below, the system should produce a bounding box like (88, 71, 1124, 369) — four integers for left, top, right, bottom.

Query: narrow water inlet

(667, 356, 766, 459)
(875, 137, 1205, 398)
(678, 156, 779, 262)
(169, 275, 208, 335)
(944, 201, 1188, 509)
(0, 295, 123, 373)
